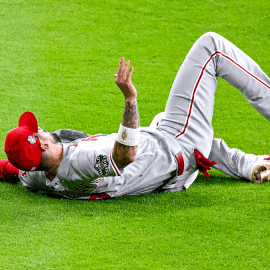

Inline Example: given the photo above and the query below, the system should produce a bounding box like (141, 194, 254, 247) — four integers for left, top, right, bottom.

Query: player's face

(37, 128, 54, 142)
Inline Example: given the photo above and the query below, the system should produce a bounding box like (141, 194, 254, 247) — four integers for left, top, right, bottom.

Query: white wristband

(117, 124, 140, 146)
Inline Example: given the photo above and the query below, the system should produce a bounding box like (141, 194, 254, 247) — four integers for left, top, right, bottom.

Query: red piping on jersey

(110, 151, 121, 176)
(81, 134, 107, 142)
(176, 152, 184, 176)
(89, 193, 111, 200)
(175, 51, 270, 138)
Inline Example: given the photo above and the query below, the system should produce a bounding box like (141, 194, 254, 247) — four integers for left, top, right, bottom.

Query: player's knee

(199, 32, 219, 42)
(202, 31, 221, 38)
(196, 32, 222, 50)
(202, 32, 219, 38)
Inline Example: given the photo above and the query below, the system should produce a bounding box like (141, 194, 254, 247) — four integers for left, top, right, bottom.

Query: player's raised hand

(114, 57, 137, 102)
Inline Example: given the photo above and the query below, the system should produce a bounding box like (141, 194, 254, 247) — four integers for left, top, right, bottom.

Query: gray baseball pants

(157, 32, 270, 181)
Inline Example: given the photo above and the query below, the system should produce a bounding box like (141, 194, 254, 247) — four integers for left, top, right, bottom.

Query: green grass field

(1, 0, 270, 269)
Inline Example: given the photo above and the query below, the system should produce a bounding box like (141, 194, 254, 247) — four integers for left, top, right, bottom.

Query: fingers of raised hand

(115, 57, 133, 85)
(123, 59, 130, 75)
(116, 58, 125, 78)
(126, 66, 134, 81)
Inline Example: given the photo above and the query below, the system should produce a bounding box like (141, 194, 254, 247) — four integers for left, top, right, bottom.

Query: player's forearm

(113, 98, 139, 169)
(122, 98, 139, 128)
(112, 58, 140, 169)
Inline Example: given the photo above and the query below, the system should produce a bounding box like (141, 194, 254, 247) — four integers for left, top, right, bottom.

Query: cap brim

(18, 112, 38, 133)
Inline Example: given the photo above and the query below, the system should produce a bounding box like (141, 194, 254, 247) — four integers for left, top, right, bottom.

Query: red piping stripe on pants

(175, 51, 270, 139)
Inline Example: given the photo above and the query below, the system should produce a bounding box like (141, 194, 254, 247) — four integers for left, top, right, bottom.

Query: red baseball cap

(5, 112, 42, 171)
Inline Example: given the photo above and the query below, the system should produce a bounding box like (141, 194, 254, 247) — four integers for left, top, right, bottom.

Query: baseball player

(1, 32, 270, 200)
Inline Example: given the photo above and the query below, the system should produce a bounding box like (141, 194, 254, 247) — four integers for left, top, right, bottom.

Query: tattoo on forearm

(113, 99, 139, 169)
(122, 100, 139, 129)
(113, 142, 138, 169)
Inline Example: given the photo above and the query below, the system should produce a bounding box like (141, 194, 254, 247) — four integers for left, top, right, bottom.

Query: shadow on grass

(0, 170, 267, 217)
(193, 173, 249, 186)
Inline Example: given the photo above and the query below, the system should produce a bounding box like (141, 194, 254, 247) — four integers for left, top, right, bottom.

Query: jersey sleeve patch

(94, 155, 109, 176)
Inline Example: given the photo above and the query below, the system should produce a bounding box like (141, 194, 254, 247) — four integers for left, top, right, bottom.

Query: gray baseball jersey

(19, 127, 268, 200)
(20, 128, 181, 199)
(19, 32, 270, 199)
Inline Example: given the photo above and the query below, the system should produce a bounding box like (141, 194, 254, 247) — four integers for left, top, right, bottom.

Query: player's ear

(39, 140, 49, 151)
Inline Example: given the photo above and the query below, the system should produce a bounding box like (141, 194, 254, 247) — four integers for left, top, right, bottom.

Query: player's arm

(112, 58, 139, 169)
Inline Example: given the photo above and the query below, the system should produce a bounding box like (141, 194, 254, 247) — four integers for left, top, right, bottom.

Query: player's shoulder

(19, 170, 44, 179)
(19, 170, 47, 190)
